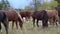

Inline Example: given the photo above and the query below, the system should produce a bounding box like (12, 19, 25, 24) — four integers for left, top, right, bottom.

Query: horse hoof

(0, 30, 2, 32)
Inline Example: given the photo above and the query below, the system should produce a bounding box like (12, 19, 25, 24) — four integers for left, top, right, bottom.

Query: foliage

(49, 0, 58, 9)
(24, 0, 58, 10)
(24, 5, 34, 11)
(15, 8, 22, 11)
(55, 0, 60, 8)
(0, 0, 10, 10)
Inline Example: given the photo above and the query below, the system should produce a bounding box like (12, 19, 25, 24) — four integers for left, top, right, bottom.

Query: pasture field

(0, 21, 60, 34)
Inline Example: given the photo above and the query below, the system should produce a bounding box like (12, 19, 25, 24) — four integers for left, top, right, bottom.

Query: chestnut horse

(5, 9, 23, 30)
(32, 10, 48, 28)
(46, 10, 59, 26)
(19, 11, 33, 21)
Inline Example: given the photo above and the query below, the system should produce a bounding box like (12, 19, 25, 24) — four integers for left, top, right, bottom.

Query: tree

(24, 0, 58, 10)
(5, 0, 11, 9)
(49, 0, 58, 9)
(0, 0, 11, 10)
(15, 9, 22, 11)
(55, 0, 60, 9)
(24, 5, 34, 10)
(0, 2, 2, 10)
(30, 0, 42, 10)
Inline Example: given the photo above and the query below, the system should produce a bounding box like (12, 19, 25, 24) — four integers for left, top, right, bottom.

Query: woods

(24, 0, 58, 10)
(0, 0, 59, 11)
(0, 0, 10, 10)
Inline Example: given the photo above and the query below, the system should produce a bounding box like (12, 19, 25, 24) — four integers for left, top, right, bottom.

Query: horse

(55, 8, 60, 24)
(19, 11, 33, 22)
(32, 10, 48, 28)
(5, 9, 23, 30)
(0, 10, 8, 34)
(46, 10, 59, 26)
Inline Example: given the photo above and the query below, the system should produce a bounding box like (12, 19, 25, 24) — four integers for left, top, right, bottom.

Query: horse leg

(56, 22, 58, 26)
(59, 18, 60, 24)
(19, 22, 23, 30)
(33, 18, 35, 27)
(18, 17, 23, 30)
(55, 19, 58, 26)
(49, 18, 52, 25)
(53, 19, 58, 27)
(36, 20, 39, 27)
(19, 20, 23, 30)
(2, 19, 8, 34)
(59, 20, 60, 24)
(52, 20, 55, 26)
(3, 22, 8, 34)
(15, 21, 18, 29)
(0, 22, 2, 32)
(12, 21, 14, 30)
(42, 19, 48, 28)
(52, 16, 58, 26)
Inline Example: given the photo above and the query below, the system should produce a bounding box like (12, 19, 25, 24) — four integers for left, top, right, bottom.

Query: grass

(0, 21, 60, 34)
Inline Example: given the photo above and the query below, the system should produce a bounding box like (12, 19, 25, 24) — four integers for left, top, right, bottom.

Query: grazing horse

(32, 10, 48, 28)
(46, 10, 59, 26)
(55, 8, 60, 24)
(0, 10, 8, 34)
(19, 11, 32, 21)
(5, 9, 23, 30)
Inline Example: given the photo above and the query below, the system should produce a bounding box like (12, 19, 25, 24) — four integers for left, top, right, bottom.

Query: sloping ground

(0, 21, 60, 34)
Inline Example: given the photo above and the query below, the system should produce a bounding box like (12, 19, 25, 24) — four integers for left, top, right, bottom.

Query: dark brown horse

(0, 10, 8, 34)
(46, 10, 59, 26)
(5, 9, 23, 30)
(32, 10, 48, 28)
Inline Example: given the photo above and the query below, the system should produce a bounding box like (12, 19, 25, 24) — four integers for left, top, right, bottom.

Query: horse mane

(17, 12, 23, 22)
(7, 9, 24, 23)
(14, 10, 24, 23)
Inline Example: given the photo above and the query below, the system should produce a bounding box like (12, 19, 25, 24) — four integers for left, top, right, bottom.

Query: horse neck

(16, 12, 23, 22)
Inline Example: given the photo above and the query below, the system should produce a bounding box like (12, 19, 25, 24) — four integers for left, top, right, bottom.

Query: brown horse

(19, 11, 33, 21)
(5, 9, 23, 30)
(32, 10, 48, 28)
(46, 10, 59, 26)
(55, 8, 60, 24)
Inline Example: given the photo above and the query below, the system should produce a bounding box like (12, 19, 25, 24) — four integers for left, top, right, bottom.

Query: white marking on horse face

(23, 17, 25, 20)
(23, 17, 26, 22)
(0, 29, 2, 32)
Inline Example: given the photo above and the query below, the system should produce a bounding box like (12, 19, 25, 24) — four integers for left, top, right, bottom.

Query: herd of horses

(0, 8, 60, 34)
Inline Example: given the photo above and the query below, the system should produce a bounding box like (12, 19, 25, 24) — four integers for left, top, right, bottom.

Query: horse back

(5, 10, 18, 21)
(46, 10, 58, 18)
(0, 10, 7, 21)
(32, 10, 48, 20)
